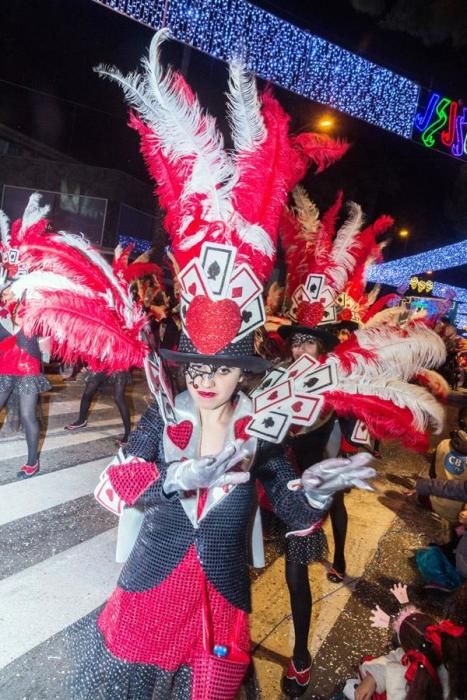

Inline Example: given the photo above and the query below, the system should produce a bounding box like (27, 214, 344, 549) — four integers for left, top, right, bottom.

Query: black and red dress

(68, 392, 324, 700)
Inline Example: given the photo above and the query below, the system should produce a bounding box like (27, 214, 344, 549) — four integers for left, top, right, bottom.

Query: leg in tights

(285, 559, 312, 667)
(0, 389, 13, 412)
(19, 393, 40, 465)
(76, 376, 103, 424)
(113, 381, 131, 441)
(330, 491, 348, 574)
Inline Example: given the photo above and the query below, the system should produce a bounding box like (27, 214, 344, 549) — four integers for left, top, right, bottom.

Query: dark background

(1, 0, 466, 285)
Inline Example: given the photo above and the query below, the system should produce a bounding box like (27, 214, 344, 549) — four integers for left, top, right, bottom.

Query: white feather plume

(227, 62, 266, 153)
(337, 377, 445, 433)
(9, 271, 93, 299)
(327, 201, 364, 290)
(20, 193, 50, 236)
(95, 29, 236, 228)
(292, 186, 320, 241)
(334, 324, 446, 382)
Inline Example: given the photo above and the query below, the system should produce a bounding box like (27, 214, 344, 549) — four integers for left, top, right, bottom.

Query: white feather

(0, 210, 10, 247)
(9, 271, 93, 299)
(292, 186, 320, 241)
(20, 193, 50, 236)
(337, 377, 445, 433)
(95, 29, 236, 228)
(54, 231, 138, 327)
(227, 62, 266, 153)
(236, 220, 275, 258)
(333, 325, 447, 381)
(327, 201, 364, 290)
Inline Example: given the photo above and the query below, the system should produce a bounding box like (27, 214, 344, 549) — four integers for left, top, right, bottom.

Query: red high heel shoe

(17, 461, 40, 479)
(281, 657, 312, 696)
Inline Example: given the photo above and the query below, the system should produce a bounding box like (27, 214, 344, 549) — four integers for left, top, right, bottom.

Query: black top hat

(277, 323, 338, 352)
(160, 332, 271, 373)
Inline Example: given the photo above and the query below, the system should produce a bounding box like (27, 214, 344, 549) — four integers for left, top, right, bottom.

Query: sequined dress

(0, 321, 51, 394)
(68, 393, 323, 700)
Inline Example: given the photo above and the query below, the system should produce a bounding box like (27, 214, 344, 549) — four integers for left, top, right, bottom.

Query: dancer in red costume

(0, 199, 51, 478)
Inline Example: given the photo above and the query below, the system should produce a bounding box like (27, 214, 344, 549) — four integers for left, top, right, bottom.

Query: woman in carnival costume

(274, 188, 447, 695)
(36, 30, 376, 700)
(0, 196, 52, 478)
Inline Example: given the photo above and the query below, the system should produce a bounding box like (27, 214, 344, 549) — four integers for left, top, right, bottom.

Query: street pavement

(0, 372, 465, 699)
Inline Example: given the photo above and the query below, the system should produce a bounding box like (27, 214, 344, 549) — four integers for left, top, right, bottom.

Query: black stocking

(113, 382, 131, 441)
(19, 393, 40, 465)
(330, 491, 348, 574)
(285, 559, 312, 667)
(0, 389, 12, 412)
(76, 377, 102, 423)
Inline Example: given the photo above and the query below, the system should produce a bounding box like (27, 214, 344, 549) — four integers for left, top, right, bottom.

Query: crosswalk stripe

(0, 457, 112, 527)
(1, 418, 135, 459)
(39, 399, 113, 417)
(0, 528, 121, 669)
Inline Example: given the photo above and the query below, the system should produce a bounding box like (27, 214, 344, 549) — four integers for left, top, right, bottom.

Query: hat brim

(159, 348, 271, 373)
(277, 324, 339, 351)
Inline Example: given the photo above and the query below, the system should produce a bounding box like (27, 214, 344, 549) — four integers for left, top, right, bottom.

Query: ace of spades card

(200, 243, 236, 298)
(293, 359, 338, 396)
(236, 296, 265, 341)
(250, 367, 287, 399)
(246, 409, 291, 443)
(304, 274, 325, 301)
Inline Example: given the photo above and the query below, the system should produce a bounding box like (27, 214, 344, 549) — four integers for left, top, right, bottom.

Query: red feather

(311, 191, 343, 272)
(18, 292, 147, 372)
(292, 132, 350, 178)
(129, 112, 186, 239)
(324, 390, 428, 451)
(327, 335, 377, 373)
(362, 293, 400, 322)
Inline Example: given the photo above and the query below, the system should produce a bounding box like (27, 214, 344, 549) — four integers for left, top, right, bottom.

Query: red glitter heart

(234, 416, 252, 441)
(338, 308, 352, 321)
(185, 296, 241, 354)
(167, 421, 193, 449)
(297, 301, 325, 328)
(291, 401, 303, 413)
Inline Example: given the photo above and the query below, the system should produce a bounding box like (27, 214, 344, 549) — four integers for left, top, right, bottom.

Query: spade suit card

(293, 360, 338, 396)
(304, 274, 325, 301)
(200, 243, 236, 297)
(236, 296, 265, 341)
(246, 409, 292, 443)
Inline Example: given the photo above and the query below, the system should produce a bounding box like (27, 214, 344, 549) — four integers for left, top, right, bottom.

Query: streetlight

(317, 114, 335, 130)
(398, 228, 409, 255)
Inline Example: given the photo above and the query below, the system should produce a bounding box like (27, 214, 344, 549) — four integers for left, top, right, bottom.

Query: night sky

(1, 0, 466, 287)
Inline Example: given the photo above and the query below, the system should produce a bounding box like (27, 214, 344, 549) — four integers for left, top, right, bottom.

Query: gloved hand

(164, 440, 252, 494)
(289, 452, 376, 510)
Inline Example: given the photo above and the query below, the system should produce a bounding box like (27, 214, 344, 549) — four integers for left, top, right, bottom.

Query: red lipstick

(197, 390, 216, 398)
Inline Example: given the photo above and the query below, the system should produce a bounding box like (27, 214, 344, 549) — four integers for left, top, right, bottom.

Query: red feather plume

(291, 132, 350, 179)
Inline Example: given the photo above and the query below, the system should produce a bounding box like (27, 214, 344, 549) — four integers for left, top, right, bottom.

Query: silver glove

(297, 452, 376, 510)
(164, 440, 251, 493)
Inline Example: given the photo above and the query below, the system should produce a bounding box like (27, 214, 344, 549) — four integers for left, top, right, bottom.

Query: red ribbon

(401, 650, 439, 684)
(425, 619, 465, 659)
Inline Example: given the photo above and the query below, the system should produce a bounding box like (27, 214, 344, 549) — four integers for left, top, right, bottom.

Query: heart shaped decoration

(185, 296, 242, 354)
(106, 488, 114, 502)
(235, 416, 252, 441)
(167, 420, 193, 449)
(188, 282, 197, 295)
(291, 401, 303, 413)
(297, 301, 325, 328)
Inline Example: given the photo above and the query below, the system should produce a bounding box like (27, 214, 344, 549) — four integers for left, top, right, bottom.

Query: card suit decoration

(241, 309, 252, 323)
(232, 286, 243, 299)
(297, 300, 324, 328)
(207, 261, 221, 280)
(188, 283, 197, 295)
(106, 488, 114, 502)
(185, 296, 241, 354)
(338, 308, 352, 322)
(167, 420, 193, 449)
(291, 401, 303, 413)
(235, 416, 252, 441)
(267, 390, 279, 401)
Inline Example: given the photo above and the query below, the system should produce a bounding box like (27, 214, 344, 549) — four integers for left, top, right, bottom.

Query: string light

(92, 0, 419, 138)
(118, 234, 152, 253)
(367, 242, 467, 286)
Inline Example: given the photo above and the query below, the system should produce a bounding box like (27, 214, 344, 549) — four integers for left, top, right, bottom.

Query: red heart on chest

(234, 416, 252, 441)
(185, 296, 242, 354)
(167, 420, 193, 450)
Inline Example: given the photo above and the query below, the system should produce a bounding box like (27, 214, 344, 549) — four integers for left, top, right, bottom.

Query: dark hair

(398, 613, 442, 700)
(458, 406, 467, 429)
(442, 632, 467, 700)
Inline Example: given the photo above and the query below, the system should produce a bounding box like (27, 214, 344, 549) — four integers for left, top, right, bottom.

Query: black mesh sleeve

(126, 402, 165, 461)
(253, 441, 323, 531)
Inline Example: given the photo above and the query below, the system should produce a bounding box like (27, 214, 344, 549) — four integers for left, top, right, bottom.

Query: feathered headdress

(2, 195, 147, 372)
(95, 30, 348, 369)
